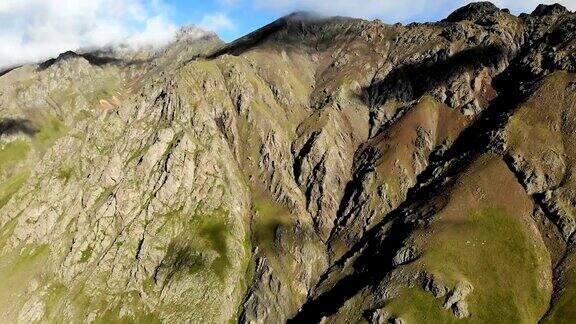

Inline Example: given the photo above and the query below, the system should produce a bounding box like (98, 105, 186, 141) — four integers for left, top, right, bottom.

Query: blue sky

(167, 0, 576, 42)
(1, 0, 575, 68)
(169, 0, 278, 41)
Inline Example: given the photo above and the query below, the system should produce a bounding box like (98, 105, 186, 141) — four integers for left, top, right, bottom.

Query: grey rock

(369, 309, 388, 324)
(392, 246, 417, 266)
(422, 273, 449, 298)
(444, 281, 474, 313)
(390, 317, 405, 324)
(452, 300, 471, 318)
(531, 4, 569, 17)
(445, 2, 504, 23)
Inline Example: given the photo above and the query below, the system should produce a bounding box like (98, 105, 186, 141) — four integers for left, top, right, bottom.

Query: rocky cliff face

(0, 2, 575, 323)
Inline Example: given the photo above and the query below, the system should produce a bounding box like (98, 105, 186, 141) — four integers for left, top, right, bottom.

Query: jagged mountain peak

(282, 10, 326, 22)
(54, 50, 82, 61)
(210, 11, 364, 57)
(531, 3, 570, 16)
(444, 1, 512, 23)
(175, 25, 220, 42)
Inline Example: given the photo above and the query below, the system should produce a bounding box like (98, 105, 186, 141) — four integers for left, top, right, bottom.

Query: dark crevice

(329, 43, 523, 246)
(362, 44, 508, 110)
(501, 153, 573, 323)
(539, 248, 572, 323)
(135, 237, 145, 261)
(327, 145, 379, 241)
(502, 153, 569, 242)
(292, 131, 320, 184)
(290, 216, 416, 323)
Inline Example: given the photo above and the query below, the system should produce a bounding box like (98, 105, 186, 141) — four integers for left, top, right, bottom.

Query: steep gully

(289, 37, 560, 323)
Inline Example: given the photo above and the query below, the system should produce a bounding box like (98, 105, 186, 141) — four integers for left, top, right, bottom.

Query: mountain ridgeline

(0, 2, 576, 323)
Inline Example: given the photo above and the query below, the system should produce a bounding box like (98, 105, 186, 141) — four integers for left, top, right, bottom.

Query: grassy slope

(505, 71, 576, 323)
(0, 140, 31, 209)
(0, 115, 67, 210)
(0, 140, 30, 173)
(383, 156, 552, 323)
(544, 262, 576, 323)
(0, 115, 71, 322)
(0, 244, 50, 321)
(11, 207, 239, 323)
(329, 96, 467, 258)
(252, 190, 302, 301)
(387, 207, 548, 323)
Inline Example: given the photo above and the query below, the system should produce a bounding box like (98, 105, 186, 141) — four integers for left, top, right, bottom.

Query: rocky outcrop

(531, 4, 569, 17)
(422, 272, 449, 298)
(443, 281, 474, 318)
(445, 2, 509, 23)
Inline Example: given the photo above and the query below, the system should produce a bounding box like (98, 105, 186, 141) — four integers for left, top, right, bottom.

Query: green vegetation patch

(57, 166, 74, 184)
(92, 187, 114, 212)
(251, 191, 303, 302)
(388, 206, 550, 323)
(33, 115, 67, 148)
(253, 196, 292, 251)
(159, 207, 232, 281)
(201, 216, 230, 277)
(0, 140, 31, 210)
(80, 246, 93, 263)
(0, 140, 30, 173)
(42, 280, 68, 321)
(0, 217, 17, 251)
(92, 293, 162, 324)
(63, 286, 162, 324)
(0, 115, 66, 210)
(543, 262, 576, 323)
(0, 244, 50, 321)
(382, 287, 461, 324)
(0, 169, 30, 209)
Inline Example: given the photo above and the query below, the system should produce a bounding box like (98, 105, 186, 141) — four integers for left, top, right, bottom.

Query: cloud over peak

(1, 0, 575, 69)
(199, 13, 236, 34)
(252, 0, 575, 21)
(0, 0, 177, 69)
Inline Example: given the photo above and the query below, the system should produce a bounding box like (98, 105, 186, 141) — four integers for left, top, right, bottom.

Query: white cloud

(127, 16, 178, 48)
(217, 0, 240, 6)
(252, 0, 576, 21)
(199, 13, 236, 33)
(0, 0, 177, 69)
(492, 0, 576, 13)
(2, 0, 575, 69)
(252, 0, 426, 20)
